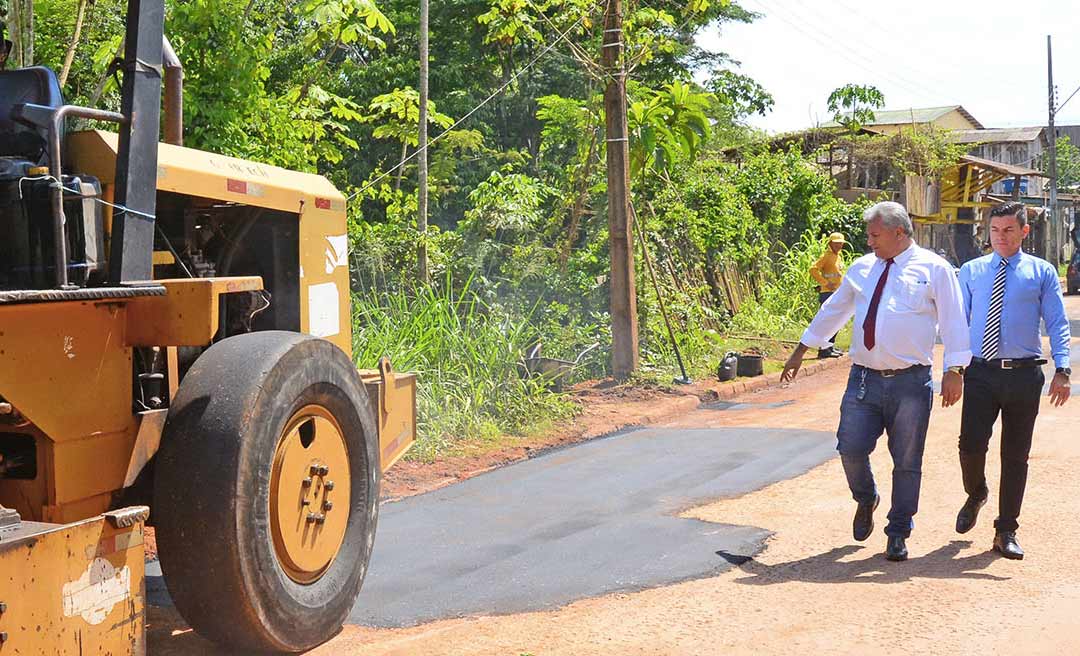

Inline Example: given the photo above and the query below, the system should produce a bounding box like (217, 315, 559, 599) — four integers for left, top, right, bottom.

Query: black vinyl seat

(0, 66, 64, 164)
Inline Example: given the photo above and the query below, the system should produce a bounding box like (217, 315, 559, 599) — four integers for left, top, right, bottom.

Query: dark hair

(990, 201, 1028, 227)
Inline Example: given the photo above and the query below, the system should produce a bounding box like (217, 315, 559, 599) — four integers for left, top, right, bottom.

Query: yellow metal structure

(67, 130, 354, 353)
(0, 507, 149, 654)
(0, 130, 417, 651)
(912, 155, 1046, 225)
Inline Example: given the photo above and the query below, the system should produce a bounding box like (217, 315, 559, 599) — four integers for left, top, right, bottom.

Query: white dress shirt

(801, 243, 972, 370)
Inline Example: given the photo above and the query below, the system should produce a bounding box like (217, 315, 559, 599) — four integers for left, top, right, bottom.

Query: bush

(351, 277, 576, 460)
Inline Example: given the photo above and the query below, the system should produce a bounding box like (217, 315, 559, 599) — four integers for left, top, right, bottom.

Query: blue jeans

(836, 365, 934, 538)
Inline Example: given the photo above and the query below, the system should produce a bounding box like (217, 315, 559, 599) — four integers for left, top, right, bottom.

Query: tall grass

(351, 277, 575, 461)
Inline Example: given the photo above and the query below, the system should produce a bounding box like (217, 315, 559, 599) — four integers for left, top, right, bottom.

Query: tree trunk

(394, 143, 408, 193)
(558, 128, 598, 270)
(417, 0, 430, 284)
(9, 0, 34, 68)
(59, 0, 92, 87)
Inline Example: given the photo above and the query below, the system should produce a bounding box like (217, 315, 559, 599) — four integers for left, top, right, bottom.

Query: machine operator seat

(0, 66, 64, 165)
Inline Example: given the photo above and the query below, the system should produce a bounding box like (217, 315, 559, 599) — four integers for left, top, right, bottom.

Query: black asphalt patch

(347, 426, 835, 628)
(145, 427, 837, 627)
(703, 399, 796, 411)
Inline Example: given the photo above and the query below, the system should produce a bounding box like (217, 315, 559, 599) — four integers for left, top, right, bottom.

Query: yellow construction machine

(0, 2, 415, 653)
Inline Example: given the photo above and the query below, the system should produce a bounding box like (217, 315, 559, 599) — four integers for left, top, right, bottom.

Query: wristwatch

(1056, 367, 1072, 377)
(946, 366, 965, 376)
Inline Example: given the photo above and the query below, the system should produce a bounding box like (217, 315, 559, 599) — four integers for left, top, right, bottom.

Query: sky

(695, 0, 1080, 134)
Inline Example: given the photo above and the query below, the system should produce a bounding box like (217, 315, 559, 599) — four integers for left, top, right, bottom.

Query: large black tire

(154, 331, 380, 652)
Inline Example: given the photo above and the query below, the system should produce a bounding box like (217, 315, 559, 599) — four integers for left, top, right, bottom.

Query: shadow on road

(717, 540, 1009, 585)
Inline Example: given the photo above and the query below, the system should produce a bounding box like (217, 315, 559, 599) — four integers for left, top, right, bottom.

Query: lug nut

(324, 480, 335, 491)
(301, 498, 311, 506)
(0, 601, 6, 613)
(323, 500, 333, 512)
(315, 513, 326, 524)
(301, 477, 313, 487)
(317, 465, 330, 476)
(309, 464, 321, 476)
(306, 512, 317, 523)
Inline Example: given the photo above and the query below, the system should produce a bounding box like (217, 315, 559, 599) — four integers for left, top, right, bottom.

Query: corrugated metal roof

(823, 105, 984, 129)
(949, 127, 1045, 143)
(960, 154, 1044, 177)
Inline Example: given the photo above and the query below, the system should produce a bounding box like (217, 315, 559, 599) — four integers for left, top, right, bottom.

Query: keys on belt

(971, 357, 1047, 369)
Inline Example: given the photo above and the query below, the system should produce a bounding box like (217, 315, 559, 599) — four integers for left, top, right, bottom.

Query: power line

(347, 14, 589, 202)
(1058, 82, 1080, 115)
(747, 0, 951, 103)
(753, 0, 943, 100)
(825, 0, 957, 91)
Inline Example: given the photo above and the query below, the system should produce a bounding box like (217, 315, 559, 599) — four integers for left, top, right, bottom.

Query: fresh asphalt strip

(147, 426, 836, 628)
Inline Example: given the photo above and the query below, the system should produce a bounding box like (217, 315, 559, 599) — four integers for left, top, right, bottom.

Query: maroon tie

(862, 258, 894, 351)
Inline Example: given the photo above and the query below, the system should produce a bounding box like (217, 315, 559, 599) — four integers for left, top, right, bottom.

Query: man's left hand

(941, 371, 963, 408)
(1049, 373, 1071, 407)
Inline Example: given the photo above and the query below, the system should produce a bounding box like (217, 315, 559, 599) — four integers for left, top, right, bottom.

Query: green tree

(1046, 135, 1080, 192)
(827, 83, 885, 133)
(827, 83, 885, 188)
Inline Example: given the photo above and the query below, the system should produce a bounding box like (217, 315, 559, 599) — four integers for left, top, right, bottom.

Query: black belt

(855, 364, 930, 378)
(971, 357, 1047, 369)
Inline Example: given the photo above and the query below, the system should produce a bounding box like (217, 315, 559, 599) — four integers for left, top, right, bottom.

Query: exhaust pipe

(162, 36, 183, 146)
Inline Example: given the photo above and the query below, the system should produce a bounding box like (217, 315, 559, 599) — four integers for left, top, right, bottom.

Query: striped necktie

(981, 258, 1008, 359)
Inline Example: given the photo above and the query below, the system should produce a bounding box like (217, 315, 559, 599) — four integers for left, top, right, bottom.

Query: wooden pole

(417, 0, 430, 284)
(602, 0, 637, 379)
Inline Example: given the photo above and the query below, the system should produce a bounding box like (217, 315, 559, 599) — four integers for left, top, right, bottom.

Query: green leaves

(300, 0, 395, 52)
(363, 87, 454, 147)
(1047, 135, 1080, 192)
(827, 83, 885, 133)
(476, 0, 544, 46)
(628, 81, 714, 178)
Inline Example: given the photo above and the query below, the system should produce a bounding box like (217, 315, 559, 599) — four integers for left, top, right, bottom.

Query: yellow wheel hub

(269, 404, 351, 583)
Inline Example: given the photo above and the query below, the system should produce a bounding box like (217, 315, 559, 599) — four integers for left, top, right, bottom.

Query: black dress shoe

(955, 494, 987, 534)
(993, 532, 1024, 560)
(853, 494, 879, 542)
(885, 536, 908, 561)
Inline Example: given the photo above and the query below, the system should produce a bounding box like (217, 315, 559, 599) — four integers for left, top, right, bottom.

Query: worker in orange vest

(809, 232, 847, 358)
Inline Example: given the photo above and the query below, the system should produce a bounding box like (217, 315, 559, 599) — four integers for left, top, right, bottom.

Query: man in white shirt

(781, 201, 972, 561)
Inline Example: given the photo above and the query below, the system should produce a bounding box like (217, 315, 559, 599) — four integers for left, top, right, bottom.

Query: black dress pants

(958, 362, 1044, 533)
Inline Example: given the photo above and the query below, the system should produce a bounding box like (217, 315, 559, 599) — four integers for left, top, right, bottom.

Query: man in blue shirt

(955, 202, 1072, 560)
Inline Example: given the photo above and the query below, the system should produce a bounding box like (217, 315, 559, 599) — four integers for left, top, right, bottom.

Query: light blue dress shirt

(958, 251, 1071, 369)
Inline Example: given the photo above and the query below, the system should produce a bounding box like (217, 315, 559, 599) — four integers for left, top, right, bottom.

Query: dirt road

(151, 297, 1080, 654)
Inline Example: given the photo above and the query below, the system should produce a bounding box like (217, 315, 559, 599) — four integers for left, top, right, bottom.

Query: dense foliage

(18, 0, 871, 455)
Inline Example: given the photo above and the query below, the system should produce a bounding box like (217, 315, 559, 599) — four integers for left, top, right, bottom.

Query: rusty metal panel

(124, 276, 263, 346)
(0, 509, 147, 654)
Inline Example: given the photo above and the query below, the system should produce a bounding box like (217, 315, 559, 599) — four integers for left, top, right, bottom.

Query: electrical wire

(745, 0, 950, 104)
(347, 13, 589, 202)
(1057, 82, 1080, 115)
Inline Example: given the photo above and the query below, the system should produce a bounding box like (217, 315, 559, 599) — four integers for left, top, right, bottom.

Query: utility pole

(602, 0, 638, 379)
(1047, 35, 1059, 266)
(417, 0, 430, 284)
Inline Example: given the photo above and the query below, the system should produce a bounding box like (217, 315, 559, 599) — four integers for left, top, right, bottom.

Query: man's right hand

(781, 344, 810, 382)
